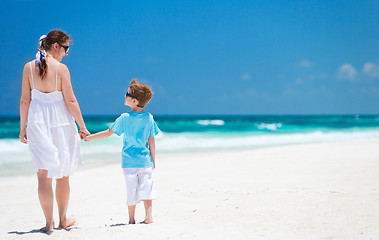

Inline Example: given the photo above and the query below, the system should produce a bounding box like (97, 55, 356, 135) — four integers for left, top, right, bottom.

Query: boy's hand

(78, 128, 90, 140)
(84, 134, 91, 142)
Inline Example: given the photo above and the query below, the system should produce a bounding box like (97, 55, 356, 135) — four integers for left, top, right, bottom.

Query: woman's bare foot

(140, 218, 154, 224)
(59, 216, 76, 228)
(129, 220, 136, 224)
(40, 222, 54, 233)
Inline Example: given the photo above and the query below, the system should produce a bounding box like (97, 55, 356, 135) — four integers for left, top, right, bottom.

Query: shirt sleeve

(149, 117, 160, 138)
(109, 114, 126, 136)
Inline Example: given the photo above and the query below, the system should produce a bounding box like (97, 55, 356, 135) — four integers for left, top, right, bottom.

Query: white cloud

(145, 57, 161, 63)
(241, 73, 251, 80)
(361, 87, 379, 94)
(337, 64, 357, 80)
(297, 59, 313, 68)
(295, 78, 303, 84)
(237, 88, 259, 99)
(293, 74, 329, 85)
(152, 84, 166, 95)
(247, 88, 256, 95)
(284, 89, 296, 95)
(363, 62, 379, 78)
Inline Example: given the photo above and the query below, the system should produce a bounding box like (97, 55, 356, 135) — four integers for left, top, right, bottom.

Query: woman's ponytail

(36, 35, 48, 79)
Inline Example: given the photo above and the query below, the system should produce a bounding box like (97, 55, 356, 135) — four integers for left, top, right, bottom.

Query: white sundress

(27, 61, 83, 179)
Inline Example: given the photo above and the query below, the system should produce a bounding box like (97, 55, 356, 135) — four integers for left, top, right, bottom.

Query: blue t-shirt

(109, 111, 160, 168)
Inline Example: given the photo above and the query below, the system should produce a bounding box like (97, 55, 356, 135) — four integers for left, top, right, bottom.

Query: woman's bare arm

(60, 63, 87, 133)
(19, 63, 31, 144)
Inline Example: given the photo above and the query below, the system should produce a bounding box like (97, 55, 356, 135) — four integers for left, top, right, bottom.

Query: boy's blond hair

(129, 79, 153, 108)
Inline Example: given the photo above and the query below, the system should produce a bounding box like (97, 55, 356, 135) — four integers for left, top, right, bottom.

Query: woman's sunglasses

(60, 44, 70, 53)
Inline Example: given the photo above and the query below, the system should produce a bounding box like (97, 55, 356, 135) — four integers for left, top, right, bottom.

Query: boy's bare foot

(59, 216, 76, 228)
(129, 220, 136, 224)
(140, 219, 154, 224)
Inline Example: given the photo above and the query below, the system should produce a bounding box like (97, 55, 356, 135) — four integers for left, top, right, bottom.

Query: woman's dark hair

(38, 30, 70, 79)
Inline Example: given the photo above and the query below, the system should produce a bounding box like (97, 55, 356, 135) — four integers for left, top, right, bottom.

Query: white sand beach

(1, 138, 379, 240)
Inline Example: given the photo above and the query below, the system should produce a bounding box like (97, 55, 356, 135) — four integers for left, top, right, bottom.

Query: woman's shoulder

(57, 61, 70, 77)
(58, 62, 69, 71)
(23, 60, 35, 70)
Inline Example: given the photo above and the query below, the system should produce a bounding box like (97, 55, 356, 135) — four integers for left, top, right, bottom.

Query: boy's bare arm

(85, 129, 114, 141)
(148, 137, 156, 169)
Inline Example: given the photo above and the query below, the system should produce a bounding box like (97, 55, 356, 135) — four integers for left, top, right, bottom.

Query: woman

(19, 30, 89, 233)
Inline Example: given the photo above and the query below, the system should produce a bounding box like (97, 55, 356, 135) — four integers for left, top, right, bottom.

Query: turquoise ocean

(1, 115, 379, 177)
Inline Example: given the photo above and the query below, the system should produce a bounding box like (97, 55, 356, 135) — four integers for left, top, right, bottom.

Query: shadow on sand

(8, 229, 53, 236)
(109, 223, 128, 227)
(8, 226, 78, 236)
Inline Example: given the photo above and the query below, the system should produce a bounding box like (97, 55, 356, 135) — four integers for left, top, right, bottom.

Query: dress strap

(55, 61, 59, 90)
(29, 62, 35, 89)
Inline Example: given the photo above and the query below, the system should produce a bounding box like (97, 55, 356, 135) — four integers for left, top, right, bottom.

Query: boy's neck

(130, 106, 143, 112)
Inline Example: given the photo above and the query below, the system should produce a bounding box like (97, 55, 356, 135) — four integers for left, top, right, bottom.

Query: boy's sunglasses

(125, 92, 136, 99)
(60, 44, 70, 53)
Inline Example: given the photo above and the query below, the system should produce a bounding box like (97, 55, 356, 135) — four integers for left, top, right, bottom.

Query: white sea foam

(155, 129, 379, 152)
(0, 139, 29, 153)
(2, 129, 379, 156)
(2, 129, 379, 173)
(197, 120, 225, 126)
(256, 122, 283, 131)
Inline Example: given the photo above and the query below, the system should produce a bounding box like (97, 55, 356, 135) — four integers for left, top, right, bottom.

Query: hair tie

(35, 34, 47, 69)
(38, 34, 47, 48)
(35, 49, 47, 69)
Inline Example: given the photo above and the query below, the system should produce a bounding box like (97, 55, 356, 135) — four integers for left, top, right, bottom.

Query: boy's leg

(128, 205, 136, 224)
(37, 170, 54, 232)
(123, 168, 139, 224)
(142, 200, 153, 224)
(138, 168, 156, 224)
(56, 176, 75, 228)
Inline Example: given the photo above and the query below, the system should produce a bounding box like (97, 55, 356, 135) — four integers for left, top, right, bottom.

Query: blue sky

(0, 0, 378, 115)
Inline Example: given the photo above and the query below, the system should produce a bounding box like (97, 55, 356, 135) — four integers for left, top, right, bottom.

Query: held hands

(78, 128, 90, 140)
(83, 134, 91, 142)
(20, 127, 90, 143)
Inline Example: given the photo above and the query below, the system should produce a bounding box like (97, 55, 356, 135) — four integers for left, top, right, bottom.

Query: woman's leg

(37, 170, 54, 232)
(56, 176, 75, 228)
(142, 200, 153, 224)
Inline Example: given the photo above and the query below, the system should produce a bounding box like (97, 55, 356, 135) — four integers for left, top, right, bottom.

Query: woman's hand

(83, 134, 91, 142)
(78, 128, 90, 140)
(19, 128, 27, 144)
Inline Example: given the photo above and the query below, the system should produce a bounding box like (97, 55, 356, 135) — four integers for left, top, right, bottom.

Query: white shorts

(123, 167, 157, 206)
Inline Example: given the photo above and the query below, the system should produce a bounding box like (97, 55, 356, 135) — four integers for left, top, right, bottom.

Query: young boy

(85, 79, 160, 224)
